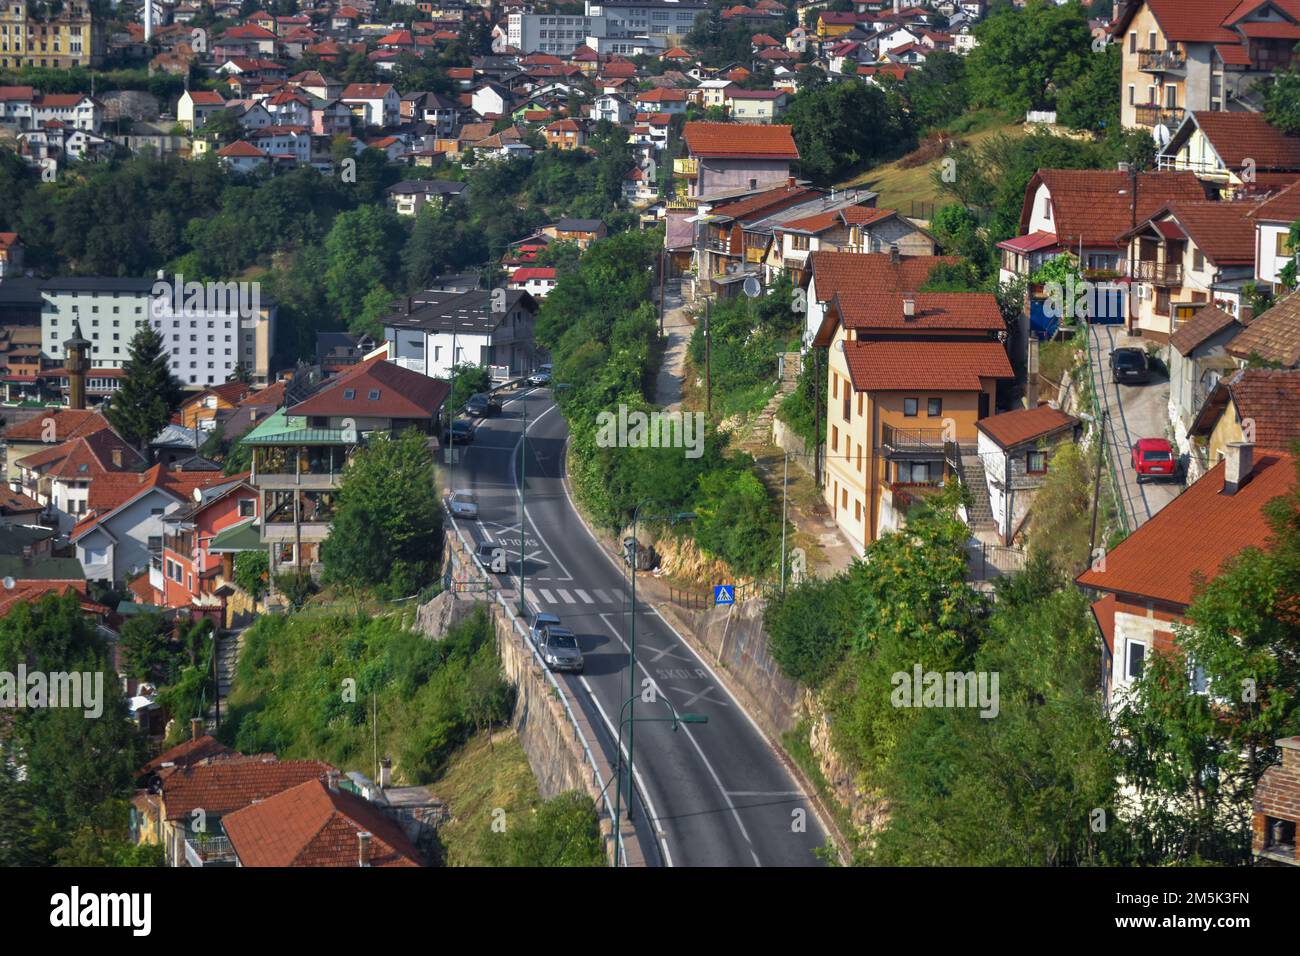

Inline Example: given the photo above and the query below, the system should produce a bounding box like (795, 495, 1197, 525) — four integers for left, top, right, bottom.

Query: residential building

(725, 88, 788, 123)
(0, 1, 107, 70)
(508, 266, 559, 298)
(0, 231, 23, 277)
(340, 83, 400, 127)
(178, 381, 260, 432)
(1190, 369, 1300, 470)
(971, 403, 1081, 545)
(383, 288, 539, 381)
(12, 427, 145, 532)
(1078, 443, 1294, 708)
(1253, 736, 1300, 865)
(385, 179, 469, 215)
(543, 218, 607, 248)
(765, 206, 930, 285)
(544, 117, 586, 150)
(1250, 179, 1300, 291)
(155, 476, 259, 619)
(1157, 111, 1300, 193)
(1114, 0, 1300, 131)
(681, 122, 799, 198)
(584, 0, 707, 39)
(2, 407, 109, 487)
(507, 13, 609, 56)
(809, 250, 1015, 549)
(1118, 199, 1260, 340)
(1167, 304, 1247, 476)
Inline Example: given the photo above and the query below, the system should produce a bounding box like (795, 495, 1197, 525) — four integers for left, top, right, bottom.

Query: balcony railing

(673, 157, 698, 177)
(184, 834, 236, 867)
(881, 424, 949, 454)
(1137, 49, 1185, 72)
(1127, 260, 1183, 285)
(1133, 104, 1185, 128)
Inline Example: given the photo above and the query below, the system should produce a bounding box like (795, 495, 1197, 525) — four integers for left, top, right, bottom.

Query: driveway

(1088, 324, 1183, 531)
(654, 279, 693, 411)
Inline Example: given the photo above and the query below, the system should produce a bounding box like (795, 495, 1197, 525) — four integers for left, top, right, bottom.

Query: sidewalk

(653, 279, 693, 410)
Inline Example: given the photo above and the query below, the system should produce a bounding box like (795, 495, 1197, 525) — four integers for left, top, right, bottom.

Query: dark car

(442, 418, 475, 445)
(1110, 347, 1151, 385)
(464, 392, 501, 416)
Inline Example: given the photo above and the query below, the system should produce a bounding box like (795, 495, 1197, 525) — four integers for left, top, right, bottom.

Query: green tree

(234, 549, 269, 600)
(1057, 41, 1120, 132)
(965, 0, 1093, 114)
(321, 429, 443, 597)
(764, 573, 856, 687)
(784, 80, 913, 184)
(106, 323, 183, 453)
(119, 612, 173, 682)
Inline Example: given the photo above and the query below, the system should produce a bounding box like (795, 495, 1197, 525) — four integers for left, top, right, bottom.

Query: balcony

(881, 424, 950, 455)
(1133, 104, 1185, 128)
(1127, 260, 1183, 286)
(1137, 49, 1185, 73)
(184, 834, 236, 867)
(673, 157, 698, 178)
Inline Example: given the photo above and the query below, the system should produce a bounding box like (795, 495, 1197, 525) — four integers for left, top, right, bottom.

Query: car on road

(538, 625, 583, 673)
(445, 490, 479, 519)
(622, 536, 658, 571)
(442, 418, 475, 445)
(527, 368, 552, 386)
(473, 541, 505, 573)
(529, 612, 562, 645)
(1110, 347, 1151, 385)
(1131, 438, 1179, 483)
(464, 392, 501, 416)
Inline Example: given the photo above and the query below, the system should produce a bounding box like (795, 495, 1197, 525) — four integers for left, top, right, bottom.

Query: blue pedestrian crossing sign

(714, 585, 735, 606)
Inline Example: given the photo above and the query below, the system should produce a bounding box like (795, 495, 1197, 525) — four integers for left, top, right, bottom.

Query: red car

(1131, 438, 1179, 483)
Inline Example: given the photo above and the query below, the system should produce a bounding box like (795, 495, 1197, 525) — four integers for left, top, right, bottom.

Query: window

(368, 389, 380, 400)
(1128, 84, 1135, 106)
(842, 389, 850, 422)
(903, 398, 918, 417)
(896, 460, 934, 483)
(1192, 248, 1204, 271)
(1026, 449, 1047, 473)
(239, 498, 255, 517)
(1278, 232, 1291, 257)
(343, 388, 355, 399)
(830, 425, 838, 453)
(926, 398, 942, 417)
(1126, 640, 1146, 680)
(854, 499, 861, 521)
(856, 443, 862, 472)
(1128, 31, 1136, 53)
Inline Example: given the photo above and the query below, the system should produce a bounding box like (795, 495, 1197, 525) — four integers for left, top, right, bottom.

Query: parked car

(1110, 347, 1151, 385)
(445, 490, 479, 519)
(474, 541, 505, 573)
(622, 536, 658, 571)
(465, 392, 500, 416)
(527, 369, 552, 386)
(538, 625, 584, 673)
(1131, 438, 1179, 483)
(529, 612, 562, 645)
(442, 418, 475, 445)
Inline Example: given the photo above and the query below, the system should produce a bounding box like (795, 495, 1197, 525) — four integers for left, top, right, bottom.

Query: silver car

(539, 626, 583, 673)
(445, 490, 479, 519)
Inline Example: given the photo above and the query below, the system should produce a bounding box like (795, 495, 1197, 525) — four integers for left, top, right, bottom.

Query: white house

(383, 288, 539, 381)
(340, 83, 400, 127)
(973, 405, 1080, 546)
(177, 89, 226, 131)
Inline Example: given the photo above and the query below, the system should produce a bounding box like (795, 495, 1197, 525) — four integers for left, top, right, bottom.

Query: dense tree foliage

(784, 81, 914, 184)
(106, 323, 183, 454)
(965, 0, 1094, 114)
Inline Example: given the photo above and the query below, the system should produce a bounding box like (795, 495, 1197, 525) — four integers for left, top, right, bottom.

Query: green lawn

(431, 731, 542, 867)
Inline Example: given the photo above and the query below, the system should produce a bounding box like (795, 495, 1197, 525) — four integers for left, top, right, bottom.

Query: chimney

(357, 831, 372, 867)
(406, 294, 412, 313)
(111, 448, 123, 468)
(379, 757, 392, 789)
(327, 769, 341, 792)
(1027, 338, 1040, 408)
(1240, 302, 1254, 325)
(190, 717, 202, 741)
(889, 243, 900, 264)
(1280, 736, 1300, 771)
(902, 296, 916, 319)
(1223, 441, 1254, 496)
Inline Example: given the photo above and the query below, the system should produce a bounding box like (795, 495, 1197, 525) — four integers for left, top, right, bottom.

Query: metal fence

(666, 580, 781, 610)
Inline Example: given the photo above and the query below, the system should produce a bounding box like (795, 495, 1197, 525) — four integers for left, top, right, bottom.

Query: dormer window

(343, 388, 355, 399)
(368, 389, 380, 400)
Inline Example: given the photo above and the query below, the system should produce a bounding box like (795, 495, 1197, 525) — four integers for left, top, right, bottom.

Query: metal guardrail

(1084, 326, 1132, 539)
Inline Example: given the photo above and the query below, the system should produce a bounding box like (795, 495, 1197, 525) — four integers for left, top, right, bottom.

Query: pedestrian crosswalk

(523, 586, 622, 608)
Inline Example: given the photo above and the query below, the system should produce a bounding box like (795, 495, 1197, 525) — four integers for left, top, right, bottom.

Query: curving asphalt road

(444, 386, 828, 867)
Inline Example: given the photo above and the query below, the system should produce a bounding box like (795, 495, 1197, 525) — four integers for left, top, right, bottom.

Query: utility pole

(518, 399, 527, 616)
(780, 449, 789, 594)
(813, 347, 822, 488)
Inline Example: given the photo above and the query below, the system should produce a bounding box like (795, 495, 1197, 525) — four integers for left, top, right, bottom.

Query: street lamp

(618, 501, 694, 825)
(610, 689, 707, 866)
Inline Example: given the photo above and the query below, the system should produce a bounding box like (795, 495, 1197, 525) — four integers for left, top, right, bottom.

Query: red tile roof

(976, 403, 1078, 449)
(15, 429, 144, 479)
(1077, 451, 1296, 607)
(138, 735, 233, 778)
(843, 340, 1013, 392)
(1114, 0, 1239, 43)
(1229, 291, 1300, 366)
(221, 778, 422, 867)
(1187, 111, 1300, 170)
(810, 251, 960, 302)
(160, 756, 334, 820)
(3, 408, 108, 442)
(684, 121, 798, 160)
(1130, 199, 1261, 266)
(1195, 369, 1300, 451)
(1025, 169, 1207, 249)
(1250, 178, 1300, 221)
(1169, 304, 1240, 356)
(834, 291, 1006, 333)
(288, 357, 450, 419)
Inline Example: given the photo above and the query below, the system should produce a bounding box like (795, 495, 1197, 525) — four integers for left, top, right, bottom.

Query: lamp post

(610, 690, 707, 866)
(621, 502, 694, 823)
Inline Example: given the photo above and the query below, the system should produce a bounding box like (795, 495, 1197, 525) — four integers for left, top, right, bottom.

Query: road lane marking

(524, 588, 540, 607)
(513, 401, 574, 581)
(556, 588, 574, 603)
(538, 588, 556, 603)
(576, 589, 594, 604)
(593, 589, 613, 604)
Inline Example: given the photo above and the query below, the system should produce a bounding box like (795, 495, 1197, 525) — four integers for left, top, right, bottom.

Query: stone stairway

(743, 351, 802, 446)
(205, 629, 242, 731)
(958, 454, 996, 532)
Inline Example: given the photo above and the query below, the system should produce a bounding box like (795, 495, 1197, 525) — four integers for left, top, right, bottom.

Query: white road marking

(524, 588, 540, 607)
(593, 588, 613, 604)
(725, 791, 806, 798)
(538, 588, 556, 603)
(576, 589, 594, 604)
(513, 401, 574, 582)
(555, 588, 574, 603)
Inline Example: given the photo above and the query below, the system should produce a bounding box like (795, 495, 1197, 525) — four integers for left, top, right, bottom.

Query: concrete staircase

(958, 454, 997, 532)
(205, 629, 242, 731)
(744, 351, 802, 446)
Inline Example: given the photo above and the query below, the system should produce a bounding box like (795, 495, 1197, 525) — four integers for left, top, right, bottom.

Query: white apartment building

(507, 13, 608, 55)
(40, 277, 277, 386)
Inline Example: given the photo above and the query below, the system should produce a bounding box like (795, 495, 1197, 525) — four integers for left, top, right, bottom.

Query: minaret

(64, 320, 91, 410)
(144, 0, 153, 42)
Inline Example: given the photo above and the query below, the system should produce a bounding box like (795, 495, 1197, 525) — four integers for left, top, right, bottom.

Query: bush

(764, 573, 856, 687)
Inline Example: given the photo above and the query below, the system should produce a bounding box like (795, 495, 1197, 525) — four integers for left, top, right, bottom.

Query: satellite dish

(742, 275, 762, 298)
(1153, 124, 1171, 148)
(1, 577, 14, 590)
(834, 339, 845, 352)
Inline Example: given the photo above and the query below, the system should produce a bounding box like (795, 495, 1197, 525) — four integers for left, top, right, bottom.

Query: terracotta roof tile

(1077, 451, 1296, 607)
(289, 357, 450, 419)
(222, 778, 422, 867)
(810, 251, 960, 302)
(976, 404, 1079, 449)
(843, 340, 1013, 392)
(138, 735, 233, 778)
(1205, 369, 1300, 451)
(161, 757, 334, 820)
(1028, 169, 1207, 249)
(1189, 111, 1300, 170)
(684, 121, 798, 159)
(1250, 178, 1300, 221)
(3, 408, 108, 442)
(1228, 291, 1300, 367)
(834, 291, 1006, 333)
(1169, 304, 1240, 356)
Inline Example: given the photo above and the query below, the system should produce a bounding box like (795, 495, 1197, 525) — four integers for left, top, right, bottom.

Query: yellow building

(0, 0, 106, 70)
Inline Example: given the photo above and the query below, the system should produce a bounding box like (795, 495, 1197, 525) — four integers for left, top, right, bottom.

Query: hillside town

(0, 0, 1296, 917)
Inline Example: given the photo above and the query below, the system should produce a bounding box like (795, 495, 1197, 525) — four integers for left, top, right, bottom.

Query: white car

(445, 490, 479, 519)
